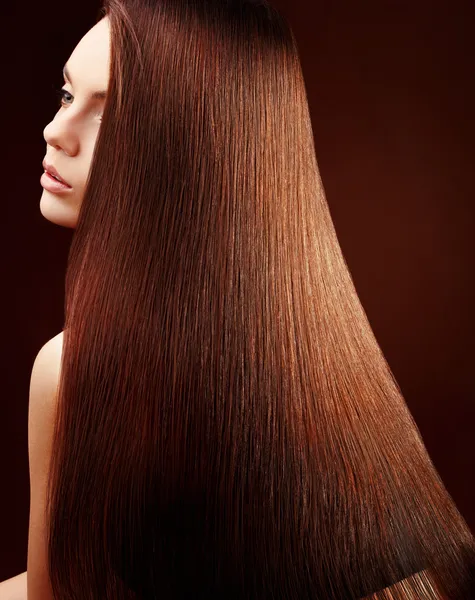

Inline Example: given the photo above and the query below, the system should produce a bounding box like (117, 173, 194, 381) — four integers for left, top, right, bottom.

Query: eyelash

(55, 86, 73, 107)
(54, 86, 102, 121)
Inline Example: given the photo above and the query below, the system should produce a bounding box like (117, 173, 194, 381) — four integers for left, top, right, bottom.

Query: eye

(54, 87, 73, 108)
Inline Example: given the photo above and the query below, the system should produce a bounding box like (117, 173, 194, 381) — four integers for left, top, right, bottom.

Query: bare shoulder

(28, 329, 64, 448)
(30, 330, 64, 387)
(27, 330, 64, 600)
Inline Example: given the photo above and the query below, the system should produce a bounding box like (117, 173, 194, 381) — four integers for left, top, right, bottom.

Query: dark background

(0, 0, 473, 580)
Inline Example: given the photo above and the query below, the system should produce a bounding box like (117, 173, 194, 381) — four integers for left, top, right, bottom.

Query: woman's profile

(1, 0, 475, 598)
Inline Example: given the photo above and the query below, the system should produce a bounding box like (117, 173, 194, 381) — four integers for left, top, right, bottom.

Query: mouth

(41, 171, 73, 192)
(42, 159, 72, 187)
(47, 170, 71, 187)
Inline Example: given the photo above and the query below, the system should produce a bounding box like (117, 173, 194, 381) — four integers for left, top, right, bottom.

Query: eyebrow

(63, 63, 108, 101)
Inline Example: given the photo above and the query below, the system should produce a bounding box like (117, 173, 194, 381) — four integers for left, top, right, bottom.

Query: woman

(2, 0, 475, 597)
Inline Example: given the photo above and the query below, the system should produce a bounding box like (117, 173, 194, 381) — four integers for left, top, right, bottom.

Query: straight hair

(45, 0, 475, 597)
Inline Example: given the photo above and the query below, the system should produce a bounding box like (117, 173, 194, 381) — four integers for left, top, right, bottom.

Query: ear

(27, 331, 63, 600)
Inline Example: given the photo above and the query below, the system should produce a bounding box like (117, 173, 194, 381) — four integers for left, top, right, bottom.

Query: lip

(42, 160, 72, 188)
(41, 171, 73, 193)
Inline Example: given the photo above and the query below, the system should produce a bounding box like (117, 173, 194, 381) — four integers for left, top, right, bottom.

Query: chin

(40, 191, 78, 229)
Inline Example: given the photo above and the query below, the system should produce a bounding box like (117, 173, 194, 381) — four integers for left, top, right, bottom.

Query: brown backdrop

(0, 0, 473, 580)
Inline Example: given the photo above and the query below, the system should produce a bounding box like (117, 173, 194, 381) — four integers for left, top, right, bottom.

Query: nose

(43, 115, 78, 157)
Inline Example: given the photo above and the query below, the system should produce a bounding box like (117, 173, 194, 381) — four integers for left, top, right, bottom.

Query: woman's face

(41, 16, 110, 229)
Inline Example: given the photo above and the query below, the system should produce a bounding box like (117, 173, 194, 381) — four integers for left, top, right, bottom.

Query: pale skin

(0, 16, 110, 600)
(40, 15, 110, 230)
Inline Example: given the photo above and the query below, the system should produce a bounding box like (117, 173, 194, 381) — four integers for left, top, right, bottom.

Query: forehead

(66, 17, 110, 89)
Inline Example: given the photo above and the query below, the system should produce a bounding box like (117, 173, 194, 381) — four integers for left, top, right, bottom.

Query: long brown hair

(45, 0, 475, 597)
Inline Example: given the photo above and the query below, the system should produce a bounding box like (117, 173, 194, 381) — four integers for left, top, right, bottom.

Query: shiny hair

(45, 0, 475, 597)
